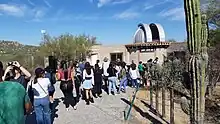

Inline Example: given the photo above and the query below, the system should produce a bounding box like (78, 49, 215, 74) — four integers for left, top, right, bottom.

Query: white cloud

(143, 4, 155, 10)
(43, 0, 52, 8)
(114, 8, 140, 19)
(112, 0, 132, 4)
(31, 7, 48, 21)
(159, 7, 185, 21)
(0, 4, 27, 17)
(0, 3, 48, 22)
(97, 0, 132, 7)
(144, 0, 177, 10)
(27, 0, 35, 6)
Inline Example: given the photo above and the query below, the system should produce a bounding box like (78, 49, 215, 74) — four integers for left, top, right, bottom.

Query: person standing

(3, 61, 31, 89)
(129, 64, 140, 88)
(102, 57, 110, 92)
(107, 62, 118, 95)
(0, 61, 32, 124)
(29, 68, 51, 124)
(44, 66, 56, 104)
(138, 61, 144, 85)
(94, 64, 103, 97)
(82, 62, 94, 105)
(118, 62, 128, 93)
(58, 61, 77, 111)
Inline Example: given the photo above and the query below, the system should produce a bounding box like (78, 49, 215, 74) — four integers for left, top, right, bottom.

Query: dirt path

(52, 82, 140, 124)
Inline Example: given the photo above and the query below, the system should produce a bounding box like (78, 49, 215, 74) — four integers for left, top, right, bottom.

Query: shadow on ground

(25, 98, 60, 124)
(141, 100, 169, 124)
(121, 98, 163, 124)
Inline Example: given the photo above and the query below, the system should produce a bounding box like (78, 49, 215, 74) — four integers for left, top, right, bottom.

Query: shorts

(82, 79, 93, 89)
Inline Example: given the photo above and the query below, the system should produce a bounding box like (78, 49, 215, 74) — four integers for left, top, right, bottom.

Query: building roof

(167, 42, 187, 53)
(125, 42, 170, 48)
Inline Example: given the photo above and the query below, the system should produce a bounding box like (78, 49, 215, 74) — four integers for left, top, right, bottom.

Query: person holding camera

(3, 61, 31, 89)
(0, 61, 32, 124)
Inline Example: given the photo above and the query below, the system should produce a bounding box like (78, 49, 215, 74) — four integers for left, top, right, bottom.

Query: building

(86, 23, 186, 66)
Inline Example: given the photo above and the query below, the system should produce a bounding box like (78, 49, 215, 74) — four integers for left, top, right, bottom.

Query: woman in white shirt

(28, 67, 51, 124)
(129, 64, 140, 88)
(82, 62, 94, 105)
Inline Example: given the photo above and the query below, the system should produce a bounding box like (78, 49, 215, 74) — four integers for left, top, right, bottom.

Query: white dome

(133, 23, 165, 43)
(133, 28, 145, 43)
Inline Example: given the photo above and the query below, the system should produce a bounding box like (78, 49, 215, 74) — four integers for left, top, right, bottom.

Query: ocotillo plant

(183, 0, 208, 123)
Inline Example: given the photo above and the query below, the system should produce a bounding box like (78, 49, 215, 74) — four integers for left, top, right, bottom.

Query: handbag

(28, 80, 34, 104)
(72, 87, 77, 97)
(37, 82, 48, 97)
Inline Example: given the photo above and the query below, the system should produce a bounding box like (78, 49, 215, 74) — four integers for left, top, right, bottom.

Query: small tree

(39, 33, 97, 61)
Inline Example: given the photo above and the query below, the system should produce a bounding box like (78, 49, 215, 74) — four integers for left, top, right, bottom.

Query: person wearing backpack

(118, 62, 128, 93)
(44, 66, 56, 112)
(58, 60, 76, 111)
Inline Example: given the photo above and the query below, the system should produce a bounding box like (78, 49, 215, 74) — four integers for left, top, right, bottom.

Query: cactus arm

(189, 0, 195, 53)
(184, 0, 191, 52)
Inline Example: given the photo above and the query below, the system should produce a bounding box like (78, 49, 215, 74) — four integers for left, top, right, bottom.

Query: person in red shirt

(58, 60, 76, 111)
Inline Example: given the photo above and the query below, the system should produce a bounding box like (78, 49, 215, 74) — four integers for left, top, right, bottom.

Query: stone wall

(87, 45, 167, 65)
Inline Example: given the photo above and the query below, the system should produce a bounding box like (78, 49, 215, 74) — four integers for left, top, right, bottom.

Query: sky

(0, 0, 186, 45)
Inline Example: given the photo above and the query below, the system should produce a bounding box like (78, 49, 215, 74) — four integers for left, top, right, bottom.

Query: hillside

(0, 40, 38, 54)
(0, 40, 42, 67)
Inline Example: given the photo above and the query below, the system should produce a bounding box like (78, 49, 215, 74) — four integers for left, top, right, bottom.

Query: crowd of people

(0, 57, 159, 124)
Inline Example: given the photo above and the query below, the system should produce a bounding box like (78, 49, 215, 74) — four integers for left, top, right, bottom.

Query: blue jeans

(108, 77, 117, 94)
(131, 79, 138, 88)
(119, 76, 128, 92)
(34, 96, 51, 124)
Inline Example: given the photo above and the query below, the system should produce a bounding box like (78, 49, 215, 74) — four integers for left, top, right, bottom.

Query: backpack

(118, 68, 126, 79)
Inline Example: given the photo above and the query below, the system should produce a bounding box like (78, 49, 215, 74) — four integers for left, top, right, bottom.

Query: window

(110, 53, 123, 62)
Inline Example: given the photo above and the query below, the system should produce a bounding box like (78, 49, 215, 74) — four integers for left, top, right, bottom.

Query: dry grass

(204, 85, 220, 124)
(130, 88, 189, 124)
(129, 85, 220, 124)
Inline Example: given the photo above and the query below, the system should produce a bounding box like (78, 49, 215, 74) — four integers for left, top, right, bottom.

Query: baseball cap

(35, 67, 45, 75)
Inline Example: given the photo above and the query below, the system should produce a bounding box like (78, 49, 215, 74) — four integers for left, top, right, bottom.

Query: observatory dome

(134, 23, 165, 43)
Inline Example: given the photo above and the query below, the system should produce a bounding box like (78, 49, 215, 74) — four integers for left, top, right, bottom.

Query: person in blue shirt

(78, 61, 85, 74)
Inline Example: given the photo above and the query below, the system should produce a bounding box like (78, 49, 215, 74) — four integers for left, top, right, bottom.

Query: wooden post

(162, 85, 166, 117)
(170, 59, 174, 124)
(170, 85, 174, 124)
(150, 79, 153, 107)
(155, 80, 159, 114)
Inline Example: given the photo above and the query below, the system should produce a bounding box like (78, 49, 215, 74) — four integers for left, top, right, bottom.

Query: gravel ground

(52, 81, 135, 124)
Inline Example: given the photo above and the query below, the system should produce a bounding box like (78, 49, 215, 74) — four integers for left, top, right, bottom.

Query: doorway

(110, 53, 123, 62)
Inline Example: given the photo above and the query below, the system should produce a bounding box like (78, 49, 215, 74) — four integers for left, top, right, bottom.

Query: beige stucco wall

(87, 45, 167, 65)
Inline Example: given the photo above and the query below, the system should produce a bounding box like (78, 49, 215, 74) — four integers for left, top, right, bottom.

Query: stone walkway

(52, 82, 134, 124)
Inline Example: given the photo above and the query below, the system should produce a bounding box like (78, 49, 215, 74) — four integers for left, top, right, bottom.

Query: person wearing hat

(27, 67, 51, 124)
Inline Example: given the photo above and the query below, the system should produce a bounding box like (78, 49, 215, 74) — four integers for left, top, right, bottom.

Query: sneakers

(86, 99, 90, 105)
(73, 106, 77, 110)
(66, 108, 69, 111)
(98, 94, 102, 97)
(90, 97, 94, 103)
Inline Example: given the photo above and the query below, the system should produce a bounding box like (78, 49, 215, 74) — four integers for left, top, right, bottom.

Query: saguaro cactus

(183, 0, 208, 123)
